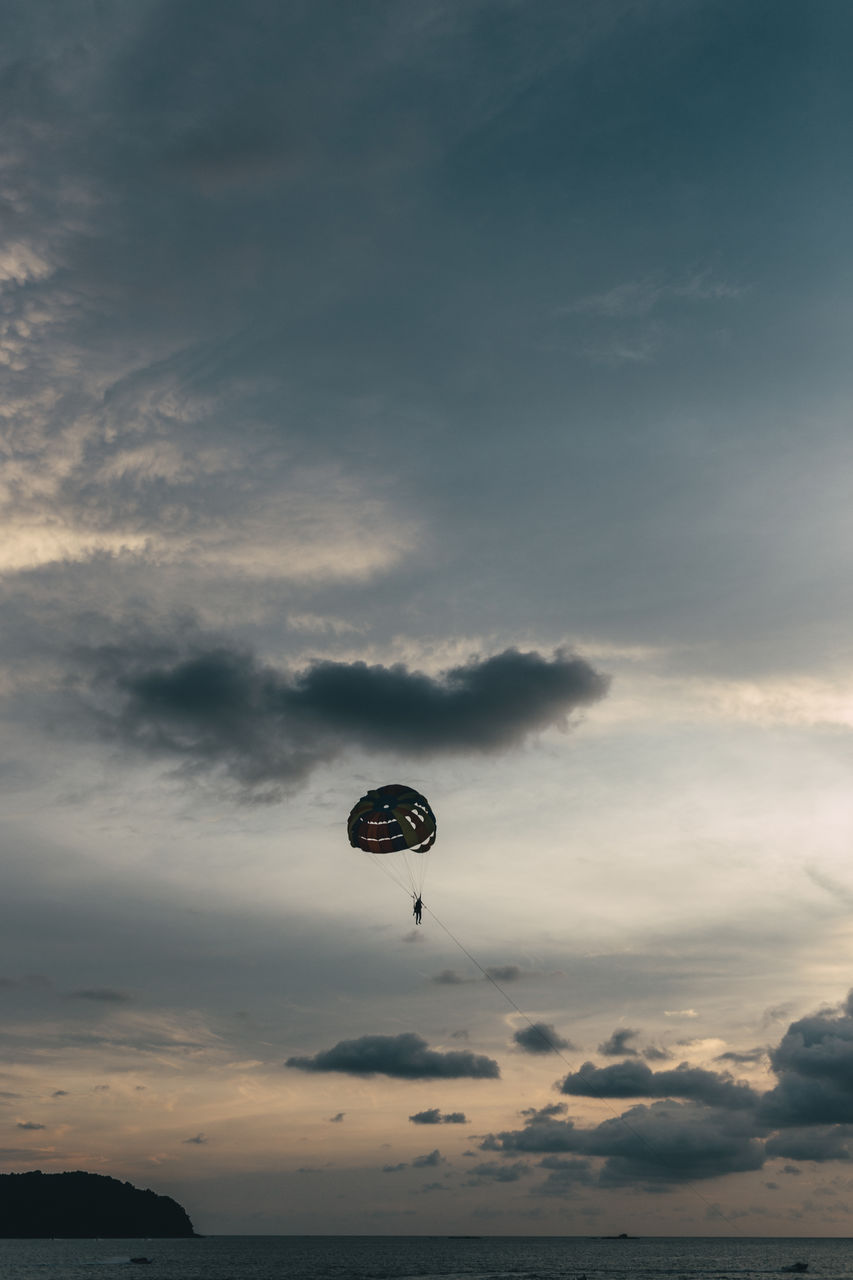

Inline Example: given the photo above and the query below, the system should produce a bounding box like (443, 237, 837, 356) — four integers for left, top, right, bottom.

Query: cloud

(715, 1048, 767, 1065)
(464, 1160, 531, 1185)
(484, 1100, 764, 1186)
(329, 1113, 345, 1123)
(559, 1060, 759, 1110)
(521, 1103, 568, 1120)
(482, 1114, 580, 1156)
(16, 1121, 45, 1130)
(412, 1149, 444, 1167)
(382, 1162, 408, 1173)
(286, 1032, 500, 1080)
(481, 994, 853, 1191)
(409, 1108, 468, 1125)
(73, 645, 609, 796)
(479, 1085, 763, 1182)
(532, 1156, 594, 1196)
(759, 992, 853, 1128)
(765, 1126, 853, 1163)
(485, 965, 524, 982)
(432, 970, 472, 985)
(410, 1108, 442, 1124)
(513, 1022, 574, 1055)
(183, 1133, 207, 1144)
(590, 1102, 765, 1185)
(599, 1028, 640, 1056)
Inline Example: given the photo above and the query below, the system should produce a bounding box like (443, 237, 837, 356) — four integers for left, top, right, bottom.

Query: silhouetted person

(413, 894, 423, 925)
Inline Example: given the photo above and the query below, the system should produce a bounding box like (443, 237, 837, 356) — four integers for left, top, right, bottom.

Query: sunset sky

(3, 0, 853, 1237)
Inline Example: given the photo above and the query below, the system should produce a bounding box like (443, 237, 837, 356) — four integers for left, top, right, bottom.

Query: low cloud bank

(286, 1032, 500, 1080)
(560, 1060, 758, 1110)
(477, 990, 853, 1189)
(76, 644, 609, 796)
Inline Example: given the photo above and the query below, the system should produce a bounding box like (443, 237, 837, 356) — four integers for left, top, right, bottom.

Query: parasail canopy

(347, 783, 436, 855)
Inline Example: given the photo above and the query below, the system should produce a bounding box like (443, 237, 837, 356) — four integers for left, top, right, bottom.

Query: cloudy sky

(2, 0, 853, 1237)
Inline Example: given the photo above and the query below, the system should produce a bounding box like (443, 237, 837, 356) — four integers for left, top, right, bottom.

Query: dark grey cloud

(533, 1156, 595, 1196)
(329, 1113, 345, 1123)
(482, 1114, 580, 1156)
(183, 1133, 207, 1145)
(485, 966, 524, 983)
(559, 1060, 759, 1110)
(464, 1160, 530, 1185)
(513, 1022, 574, 1056)
(716, 1048, 768, 1065)
(759, 992, 853, 1128)
(382, 1162, 408, 1173)
(765, 1126, 853, 1163)
(75, 645, 608, 796)
(410, 1108, 442, 1124)
(432, 970, 472, 986)
(64, 987, 131, 1003)
(409, 1108, 467, 1125)
(412, 1149, 443, 1167)
(432, 965, 537, 986)
(591, 1102, 765, 1186)
(484, 1100, 764, 1186)
(521, 1103, 568, 1121)
(481, 994, 853, 1192)
(598, 1028, 640, 1056)
(16, 1121, 45, 1130)
(51, 1090, 68, 1098)
(285, 1032, 500, 1080)
(643, 1045, 672, 1062)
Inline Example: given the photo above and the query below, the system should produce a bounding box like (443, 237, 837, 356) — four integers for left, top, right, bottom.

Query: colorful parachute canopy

(347, 783, 436, 855)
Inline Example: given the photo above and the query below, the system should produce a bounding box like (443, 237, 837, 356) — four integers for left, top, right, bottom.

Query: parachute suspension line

(365, 872, 746, 1236)
(365, 852, 412, 898)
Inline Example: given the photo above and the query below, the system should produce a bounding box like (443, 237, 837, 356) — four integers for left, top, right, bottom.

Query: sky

(2, 0, 853, 1238)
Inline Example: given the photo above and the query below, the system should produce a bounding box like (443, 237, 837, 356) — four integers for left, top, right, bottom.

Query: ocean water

(0, 1235, 850, 1280)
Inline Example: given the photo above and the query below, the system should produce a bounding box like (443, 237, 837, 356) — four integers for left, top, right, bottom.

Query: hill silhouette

(0, 1170, 198, 1238)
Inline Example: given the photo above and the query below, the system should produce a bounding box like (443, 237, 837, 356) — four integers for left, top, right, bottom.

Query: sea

(0, 1236, 851, 1280)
